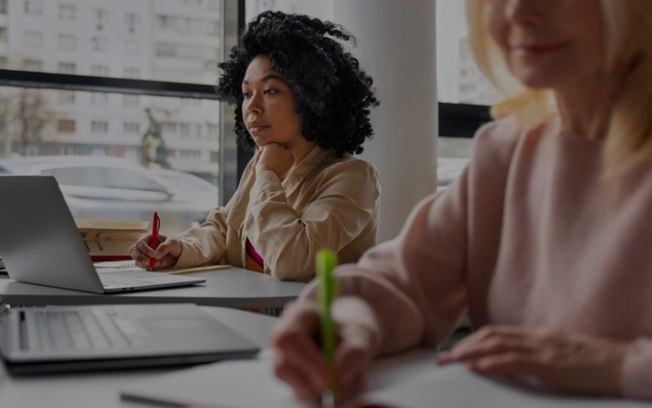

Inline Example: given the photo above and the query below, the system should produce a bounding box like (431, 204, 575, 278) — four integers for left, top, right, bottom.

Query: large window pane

(1, 0, 221, 85)
(0, 0, 233, 234)
(0, 86, 220, 234)
(436, 1, 500, 105)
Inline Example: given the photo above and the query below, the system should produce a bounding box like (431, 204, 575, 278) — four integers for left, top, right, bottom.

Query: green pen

(316, 248, 338, 408)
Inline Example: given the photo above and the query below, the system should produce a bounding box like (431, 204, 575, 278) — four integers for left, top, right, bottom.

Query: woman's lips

(513, 42, 566, 57)
(248, 125, 269, 135)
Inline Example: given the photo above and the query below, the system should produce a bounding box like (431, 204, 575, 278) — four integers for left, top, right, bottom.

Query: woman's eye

(242, 91, 251, 99)
(263, 88, 278, 95)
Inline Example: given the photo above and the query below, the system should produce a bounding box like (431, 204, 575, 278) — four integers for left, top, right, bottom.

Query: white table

(0, 267, 305, 308)
(0, 307, 277, 408)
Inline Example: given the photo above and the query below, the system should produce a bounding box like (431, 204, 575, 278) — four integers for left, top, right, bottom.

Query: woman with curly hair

(130, 11, 380, 282)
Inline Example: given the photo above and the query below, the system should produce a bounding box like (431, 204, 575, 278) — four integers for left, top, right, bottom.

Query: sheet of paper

(122, 348, 649, 408)
(95, 261, 231, 275)
(120, 349, 438, 408)
(363, 363, 649, 408)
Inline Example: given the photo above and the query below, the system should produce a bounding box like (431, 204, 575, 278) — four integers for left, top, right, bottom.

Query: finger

(136, 238, 156, 258)
(271, 303, 330, 391)
(129, 244, 150, 267)
(467, 351, 554, 381)
(336, 329, 373, 387)
(154, 238, 181, 258)
(274, 354, 322, 401)
(445, 336, 536, 363)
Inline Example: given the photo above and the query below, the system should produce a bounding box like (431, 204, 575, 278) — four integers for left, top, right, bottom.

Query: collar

(282, 145, 337, 197)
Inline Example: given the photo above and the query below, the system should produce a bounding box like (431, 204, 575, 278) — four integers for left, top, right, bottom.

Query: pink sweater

(303, 117, 652, 399)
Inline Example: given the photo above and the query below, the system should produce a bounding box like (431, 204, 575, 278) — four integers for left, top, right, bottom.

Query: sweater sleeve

(245, 159, 380, 282)
(621, 338, 652, 399)
(300, 164, 471, 355)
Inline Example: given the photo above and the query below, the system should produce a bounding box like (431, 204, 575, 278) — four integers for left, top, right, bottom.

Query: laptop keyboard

(27, 308, 149, 351)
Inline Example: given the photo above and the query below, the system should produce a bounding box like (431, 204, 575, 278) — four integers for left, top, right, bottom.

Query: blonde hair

(466, 0, 652, 176)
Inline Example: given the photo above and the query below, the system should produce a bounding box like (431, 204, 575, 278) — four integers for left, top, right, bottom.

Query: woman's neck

(285, 139, 316, 176)
(554, 73, 621, 140)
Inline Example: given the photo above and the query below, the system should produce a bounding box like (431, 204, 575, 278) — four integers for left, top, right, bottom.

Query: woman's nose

(505, 0, 541, 27)
(244, 92, 263, 114)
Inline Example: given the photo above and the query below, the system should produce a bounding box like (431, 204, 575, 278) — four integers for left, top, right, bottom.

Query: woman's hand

(271, 297, 378, 404)
(438, 325, 630, 397)
(129, 234, 182, 270)
(255, 143, 294, 179)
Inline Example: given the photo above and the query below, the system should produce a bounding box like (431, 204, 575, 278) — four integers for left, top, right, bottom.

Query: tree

(142, 107, 171, 169)
(0, 88, 54, 157)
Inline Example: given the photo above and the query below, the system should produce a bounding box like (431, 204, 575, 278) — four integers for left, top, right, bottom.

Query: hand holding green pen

(317, 248, 338, 408)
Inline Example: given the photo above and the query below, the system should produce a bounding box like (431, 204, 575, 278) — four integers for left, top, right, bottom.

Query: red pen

(148, 211, 160, 270)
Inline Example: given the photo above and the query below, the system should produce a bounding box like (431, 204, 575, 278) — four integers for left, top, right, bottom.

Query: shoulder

(323, 155, 379, 182)
(315, 154, 380, 197)
(468, 116, 531, 174)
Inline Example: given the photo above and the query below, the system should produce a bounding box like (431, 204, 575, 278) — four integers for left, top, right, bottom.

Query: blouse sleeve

(172, 164, 254, 268)
(244, 159, 380, 282)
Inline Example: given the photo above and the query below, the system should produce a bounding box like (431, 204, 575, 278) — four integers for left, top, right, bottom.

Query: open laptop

(0, 303, 259, 375)
(0, 176, 206, 293)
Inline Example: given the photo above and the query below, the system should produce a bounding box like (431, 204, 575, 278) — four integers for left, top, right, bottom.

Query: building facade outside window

(0, 0, 232, 233)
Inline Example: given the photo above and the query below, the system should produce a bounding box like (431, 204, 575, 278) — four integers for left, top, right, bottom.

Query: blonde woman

(271, 0, 652, 402)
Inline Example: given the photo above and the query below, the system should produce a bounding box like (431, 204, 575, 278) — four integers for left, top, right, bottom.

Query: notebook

(0, 303, 259, 375)
(0, 176, 205, 293)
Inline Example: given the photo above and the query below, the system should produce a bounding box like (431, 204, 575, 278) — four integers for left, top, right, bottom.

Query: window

(91, 120, 108, 134)
(91, 36, 108, 52)
(123, 122, 140, 134)
(58, 34, 77, 50)
(125, 39, 142, 55)
(24, 1, 43, 16)
(59, 4, 76, 20)
(58, 62, 76, 74)
(0, 57, 7, 69)
(123, 94, 139, 107)
(24, 30, 43, 47)
(180, 123, 191, 137)
(0, 27, 7, 41)
(94, 9, 109, 31)
(0, 0, 233, 233)
(123, 67, 140, 78)
(156, 42, 177, 58)
(91, 65, 108, 76)
(90, 92, 108, 106)
(125, 12, 139, 33)
(58, 119, 76, 133)
(23, 59, 42, 71)
(58, 91, 75, 104)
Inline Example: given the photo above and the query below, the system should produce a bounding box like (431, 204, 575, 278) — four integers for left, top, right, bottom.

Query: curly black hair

(215, 11, 379, 156)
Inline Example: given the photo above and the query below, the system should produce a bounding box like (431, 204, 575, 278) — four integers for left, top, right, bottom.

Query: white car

(0, 156, 218, 234)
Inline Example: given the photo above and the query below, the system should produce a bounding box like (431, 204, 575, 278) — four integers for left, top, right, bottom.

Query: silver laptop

(0, 176, 205, 293)
(0, 303, 259, 375)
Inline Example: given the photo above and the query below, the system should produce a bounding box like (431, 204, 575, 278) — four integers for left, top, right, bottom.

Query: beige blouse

(173, 145, 380, 282)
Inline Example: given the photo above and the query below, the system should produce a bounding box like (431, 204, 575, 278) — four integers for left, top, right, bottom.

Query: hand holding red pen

(130, 212, 183, 270)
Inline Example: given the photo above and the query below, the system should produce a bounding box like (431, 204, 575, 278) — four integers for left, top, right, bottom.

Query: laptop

(0, 176, 206, 293)
(0, 303, 259, 375)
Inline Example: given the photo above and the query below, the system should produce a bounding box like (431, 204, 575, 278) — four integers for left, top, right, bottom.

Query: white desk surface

(0, 267, 305, 308)
(0, 306, 277, 408)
